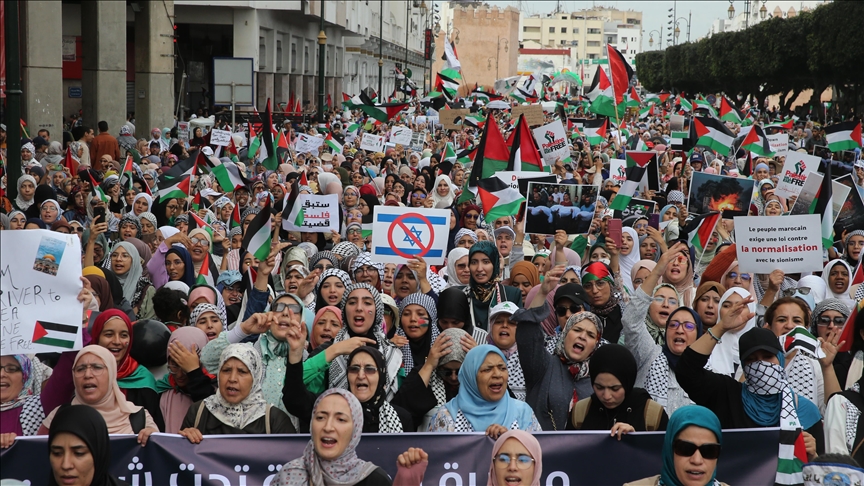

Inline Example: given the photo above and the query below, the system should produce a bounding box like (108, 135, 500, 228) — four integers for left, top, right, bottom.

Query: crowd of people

(0, 92, 863, 486)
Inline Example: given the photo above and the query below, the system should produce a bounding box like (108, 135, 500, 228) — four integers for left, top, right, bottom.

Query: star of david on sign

(403, 226, 423, 246)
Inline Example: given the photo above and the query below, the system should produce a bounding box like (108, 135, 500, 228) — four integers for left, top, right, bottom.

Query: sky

(482, 1, 827, 52)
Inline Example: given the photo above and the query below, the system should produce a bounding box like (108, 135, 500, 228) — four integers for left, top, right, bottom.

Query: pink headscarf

(487, 430, 543, 486)
(653, 144, 667, 153)
(311, 306, 343, 349)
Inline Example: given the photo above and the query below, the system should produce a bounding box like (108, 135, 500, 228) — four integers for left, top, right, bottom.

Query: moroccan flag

(809, 161, 833, 249)
(242, 198, 273, 261)
(741, 125, 775, 157)
(261, 99, 279, 170)
(477, 177, 525, 223)
(693, 116, 735, 156)
(825, 121, 862, 152)
(508, 114, 546, 172)
(720, 96, 744, 124)
(606, 44, 633, 106)
(358, 102, 409, 123)
(211, 162, 246, 193)
(609, 151, 652, 211)
(64, 146, 79, 174)
(688, 211, 721, 256)
(325, 133, 343, 154)
(195, 252, 215, 286)
(584, 118, 608, 146)
(230, 202, 242, 229)
(32, 320, 78, 349)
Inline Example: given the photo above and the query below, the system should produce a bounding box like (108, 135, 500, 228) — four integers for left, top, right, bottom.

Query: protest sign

(294, 133, 324, 155)
(531, 119, 570, 166)
(281, 194, 339, 233)
(830, 174, 864, 236)
(688, 172, 755, 219)
(524, 182, 598, 235)
(359, 133, 385, 153)
(409, 130, 426, 152)
(389, 126, 413, 145)
(613, 197, 657, 221)
(610, 158, 627, 186)
(209, 129, 232, 147)
(371, 206, 451, 265)
(1, 230, 83, 355)
(512, 104, 545, 127)
(790, 172, 852, 223)
(734, 215, 823, 274)
(177, 121, 190, 144)
(0, 430, 779, 486)
(767, 132, 789, 156)
(414, 115, 427, 125)
(439, 108, 469, 130)
(774, 151, 819, 198)
(495, 171, 557, 197)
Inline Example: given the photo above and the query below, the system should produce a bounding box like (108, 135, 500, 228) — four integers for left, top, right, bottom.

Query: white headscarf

(821, 259, 855, 311)
(445, 247, 470, 287)
(618, 226, 642, 293)
(706, 287, 757, 376)
(431, 174, 456, 209)
(158, 225, 180, 241)
(109, 242, 144, 303)
(132, 193, 153, 215)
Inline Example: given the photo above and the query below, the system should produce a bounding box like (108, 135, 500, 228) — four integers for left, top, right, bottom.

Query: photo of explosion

(688, 172, 755, 219)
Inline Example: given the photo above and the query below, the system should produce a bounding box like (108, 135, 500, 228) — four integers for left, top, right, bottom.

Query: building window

(304, 45, 309, 72)
(627, 18, 641, 25)
(560, 39, 567, 45)
(570, 40, 578, 46)
(276, 39, 283, 71)
(523, 26, 528, 32)
(631, 37, 637, 42)
(259, 36, 267, 69)
(291, 42, 297, 71)
(561, 16, 568, 20)
(607, 36, 615, 44)
(561, 27, 567, 33)
(631, 50, 636, 54)
(587, 28, 601, 34)
(588, 53, 597, 59)
(573, 28, 579, 34)
(587, 41, 600, 47)
(549, 27, 555, 33)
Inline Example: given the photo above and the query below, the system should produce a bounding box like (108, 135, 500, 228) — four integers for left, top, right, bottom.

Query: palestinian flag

(626, 86, 641, 108)
(606, 45, 633, 106)
(342, 92, 360, 109)
(508, 114, 547, 172)
(261, 99, 279, 170)
(188, 210, 214, 247)
(128, 147, 142, 166)
(720, 96, 744, 124)
(741, 111, 755, 127)
(688, 211, 721, 256)
(677, 96, 693, 113)
(87, 171, 110, 204)
(477, 177, 525, 223)
(810, 161, 834, 249)
(436, 70, 461, 99)
(609, 151, 653, 211)
(195, 252, 215, 286)
(644, 93, 661, 105)
(211, 162, 246, 193)
(121, 155, 135, 188)
(568, 119, 583, 140)
(740, 151, 753, 178)
(276, 130, 292, 163)
(586, 66, 626, 119)
(191, 192, 203, 211)
(693, 116, 735, 156)
(838, 301, 864, 353)
(464, 113, 486, 129)
(154, 171, 191, 201)
(358, 101, 409, 123)
(64, 146, 79, 174)
(765, 117, 795, 130)
(638, 105, 654, 120)
(782, 327, 826, 360)
(457, 146, 477, 165)
(740, 125, 775, 157)
(325, 133, 343, 154)
(242, 198, 273, 261)
(694, 98, 717, 117)
(247, 121, 261, 161)
(825, 121, 862, 152)
(225, 136, 241, 163)
(510, 88, 538, 104)
(776, 425, 808, 486)
(443, 143, 457, 162)
(457, 116, 511, 203)
(584, 118, 608, 146)
(32, 320, 78, 349)
(230, 202, 242, 229)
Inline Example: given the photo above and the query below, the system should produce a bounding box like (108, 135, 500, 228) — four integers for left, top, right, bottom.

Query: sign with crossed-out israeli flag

(370, 206, 451, 265)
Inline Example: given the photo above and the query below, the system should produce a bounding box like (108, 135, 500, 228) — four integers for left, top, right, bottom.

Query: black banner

(2, 429, 780, 485)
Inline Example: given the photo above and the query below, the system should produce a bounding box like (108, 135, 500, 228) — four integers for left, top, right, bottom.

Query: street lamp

(727, 1, 735, 20)
(674, 14, 691, 43)
(648, 28, 662, 50)
(728, 1, 768, 28)
(759, 2, 768, 19)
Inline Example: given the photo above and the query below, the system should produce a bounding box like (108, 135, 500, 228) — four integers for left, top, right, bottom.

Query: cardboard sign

(371, 206, 451, 265)
(610, 158, 627, 186)
(532, 119, 570, 166)
(687, 172, 755, 219)
(178, 121, 190, 144)
(512, 104, 545, 127)
(767, 133, 789, 156)
(439, 109, 469, 130)
(389, 126, 413, 145)
(1, 230, 83, 355)
(295, 133, 324, 155)
(409, 131, 426, 152)
(359, 133, 385, 153)
(495, 171, 558, 197)
(209, 129, 233, 147)
(282, 194, 339, 233)
(733, 215, 823, 274)
(789, 172, 851, 223)
(613, 197, 657, 221)
(524, 182, 598, 235)
(774, 152, 820, 198)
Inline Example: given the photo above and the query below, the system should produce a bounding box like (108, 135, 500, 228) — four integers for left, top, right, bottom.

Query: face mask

(743, 360, 786, 395)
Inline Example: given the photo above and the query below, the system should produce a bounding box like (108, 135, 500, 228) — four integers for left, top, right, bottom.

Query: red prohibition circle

(386, 213, 435, 259)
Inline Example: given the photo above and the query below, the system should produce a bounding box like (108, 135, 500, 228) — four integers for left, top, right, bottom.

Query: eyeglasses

(436, 368, 459, 378)
(272, 302, 302, 314)
(73, 363, 107, 376)
(582, 280, 608, 291)
(347, 229, 362, 235)
(667, 320, 697, 331)
(634, 223, 648, 229)
(413, 193, 427, 199)
(190, 237, 209, 247)
(818, 315, 847, 327)
(652, 296, 679, 307)
(494, 453, 535, 470)
(672, 439, 722, 460)
(347, 365, 379, 376)
(354, 265, 378, 276)
(464, 213, 479, 220)
(555, 304, 582, 316)
(0, 364, 22, 374)
(224, 285, 242, 294)
(313, 263, 334, 272)
(728, 272, 751, 281)
(166, 204, 179, 211)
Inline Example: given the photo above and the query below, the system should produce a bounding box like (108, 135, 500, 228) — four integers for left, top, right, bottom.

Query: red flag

(294, 99, 302, 114)
(838, 302, 862, 353)
(288, 93, 295, 114)
(64, 146, 79, 174)
(606, 44, 634, 105)
(326, 93, 332, 109)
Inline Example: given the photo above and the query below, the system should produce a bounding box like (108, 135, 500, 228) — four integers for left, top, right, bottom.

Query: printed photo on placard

(524, 182, 598, 235)
(687, 172, 755, 219)
(613, 197, 657, 222)
(832, 175, 864, 237)
(33, 235, 67, 276)
(812, 145, 831, 160)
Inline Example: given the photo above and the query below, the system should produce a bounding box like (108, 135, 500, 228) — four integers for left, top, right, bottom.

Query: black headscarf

(437, 287, 474, 335)
(360, 194, 379, 225)
(25, 185, 57, 219)
(47, 405, 124, 486)
(347, 346, 388, 433)
(581, 344, 657, 431)
(166, 246, 196, 287)
(392, 179, 411, 205)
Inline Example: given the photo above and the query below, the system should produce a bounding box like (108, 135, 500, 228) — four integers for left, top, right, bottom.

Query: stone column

(81, 1, 127, 133)
(134, 1, 175, 136)
(21, 1, 63, 136)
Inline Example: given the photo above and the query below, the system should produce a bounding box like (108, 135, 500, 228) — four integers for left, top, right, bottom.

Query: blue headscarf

(444, 345, 535, 431)
(740, 351, 822, 429)
(660, 405, 723, 486)
(165, 246, 196, 287)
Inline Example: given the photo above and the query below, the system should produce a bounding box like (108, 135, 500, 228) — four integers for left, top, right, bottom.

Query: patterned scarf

(555, 312, 605, 407)
(203, 343, 269, 429)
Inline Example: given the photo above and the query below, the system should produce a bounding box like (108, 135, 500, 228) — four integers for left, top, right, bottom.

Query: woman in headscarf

(84, 273, 115, 312)
(179, 343, 295, 442)
(129, 193, 152, 217)
(428, 345, 540, 433)
(486, 430, 543, 486)
(153, 327, 216, 434)
(308, 306, 343, 352)
(432, 174, 456, 209)
(163, 245, 196, 288)
(187, 227, 216, 276)
(437, 286, 488, 343)
(580, 261, 624, 343)
(719, 259, 755, 296)
(825, 306, 864, 462)
(464, 242, 523, 331)
(13, 174, 36, 212)
(445, 247, 471, 289)
(486, 302, 529, 402)
(619, 227, 642, 293)
(461, 203, 482, 231)
(570, 343, 669, 432)
(5, 210, 26, 230)
(453, 228, 478, 250)
(46, 405, 128, 486)
(659, 242, 695, 306)
(394, 293, 440, 375)
(508, 261, 539, 304)
(105, 242, 155, 318)
(704, 287, 756, 377)
(312, 268, 352, 313)
(622, 247, 702, 416)
(822, 259, 855, 311)
(693, 281, 726, 329)
(40, 346, 160, 439)
(624, 405, 726, 486)
(124, 237, 152, 279)
(116, 212, 142, 241)
(273, 389, 392, 485)
(39, 199, 62, 225)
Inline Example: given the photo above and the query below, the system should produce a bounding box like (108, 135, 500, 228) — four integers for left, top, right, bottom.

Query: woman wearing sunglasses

(625, 405, 727, 486)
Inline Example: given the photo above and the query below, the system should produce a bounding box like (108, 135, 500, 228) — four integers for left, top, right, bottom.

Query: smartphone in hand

(607, 218, 622, 248)
(648, 213, 660, 230)
(93, 206, 106, 226)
